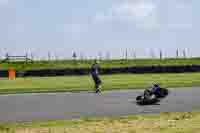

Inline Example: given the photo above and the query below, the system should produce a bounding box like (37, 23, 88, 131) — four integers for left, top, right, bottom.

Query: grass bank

(1, 58, 200, 70)
(1, 72, 200, 94)
(0, 112, 200, 133)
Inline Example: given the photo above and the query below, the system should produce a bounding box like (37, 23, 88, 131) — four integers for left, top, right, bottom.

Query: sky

(0, 0, 200, 59)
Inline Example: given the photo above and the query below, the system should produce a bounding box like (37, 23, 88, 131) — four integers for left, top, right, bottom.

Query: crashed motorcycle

(136, 87, 169, 105)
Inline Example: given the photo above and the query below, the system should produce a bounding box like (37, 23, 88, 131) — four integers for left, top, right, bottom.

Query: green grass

(1, 58, 200, 70)
(0, 112, 200, 133)
(1, 72, 200, 94)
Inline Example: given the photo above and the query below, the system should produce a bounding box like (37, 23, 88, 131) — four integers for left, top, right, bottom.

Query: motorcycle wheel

(136, 94, 159, 105)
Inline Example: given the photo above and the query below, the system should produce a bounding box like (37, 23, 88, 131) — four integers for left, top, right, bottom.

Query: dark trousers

(92, 75, 102, 89)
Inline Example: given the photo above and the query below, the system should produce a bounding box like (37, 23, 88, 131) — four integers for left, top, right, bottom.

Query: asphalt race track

(0, 87, 200, 122)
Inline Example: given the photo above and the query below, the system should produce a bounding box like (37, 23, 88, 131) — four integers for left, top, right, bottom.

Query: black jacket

(91, 63, 100, 76)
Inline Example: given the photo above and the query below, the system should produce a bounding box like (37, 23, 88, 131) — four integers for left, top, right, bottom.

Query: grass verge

(0, 72, 200, 94)
(0, 112, 200, 133)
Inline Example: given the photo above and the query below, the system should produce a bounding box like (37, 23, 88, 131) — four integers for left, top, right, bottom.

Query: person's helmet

(153, 84, 159, 87)
(94, 59, 100, 64)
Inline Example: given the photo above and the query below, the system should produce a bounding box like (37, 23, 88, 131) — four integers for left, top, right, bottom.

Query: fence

(1, 54, 33, 63)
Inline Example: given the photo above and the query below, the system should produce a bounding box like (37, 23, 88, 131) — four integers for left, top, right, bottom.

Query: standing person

(91, 60, 102, 93)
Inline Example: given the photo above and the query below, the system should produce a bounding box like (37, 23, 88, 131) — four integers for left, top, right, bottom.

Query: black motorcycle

(136, 87, 169, 105)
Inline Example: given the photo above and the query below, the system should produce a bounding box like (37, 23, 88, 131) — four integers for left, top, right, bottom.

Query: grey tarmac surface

(0, 87, 200, 122)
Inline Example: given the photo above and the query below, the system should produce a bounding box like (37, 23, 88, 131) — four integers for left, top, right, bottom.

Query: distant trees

(1, 48, 191, 61)
(106, 51, 111, 60)
(72, 51, 77, 60)
(159, 49, 163, 60)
